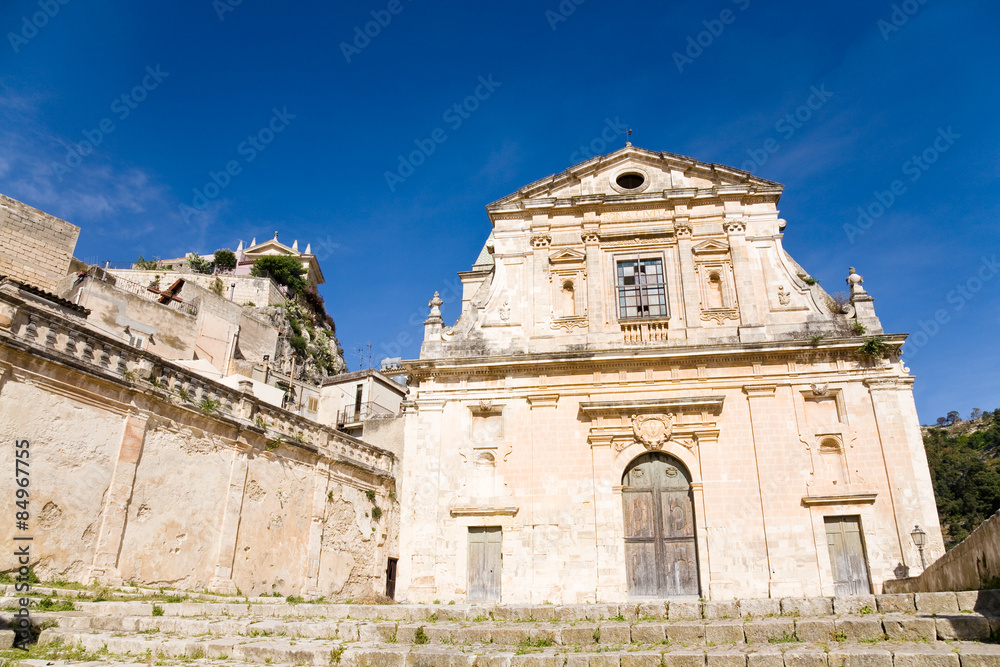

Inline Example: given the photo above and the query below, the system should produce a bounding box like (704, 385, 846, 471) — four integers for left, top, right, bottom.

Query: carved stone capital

(743, 384, 777, 398)
(530, 234, 552, 249)
(863, 377, 905, 390)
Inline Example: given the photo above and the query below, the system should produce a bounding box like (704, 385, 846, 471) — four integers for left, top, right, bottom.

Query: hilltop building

(397, 145, 944, 603)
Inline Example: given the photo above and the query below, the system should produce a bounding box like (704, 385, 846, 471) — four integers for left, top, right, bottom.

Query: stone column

(691, 428, 718, 598)
(396, 397, 446, 602)
(589, 430, 619, 602)
(674, 218, 697, 340)
(526, 393, 558, 602)
(582, 231, 603, 335)
(866, 377, 944, 569)
(530, 233, 552, 334)
(86, 411, 149, 584)
(207, 444, 250, 594)
(726, 220, 765, 342)
(303, 458, 331, 597)
(741, 384, 777, 594)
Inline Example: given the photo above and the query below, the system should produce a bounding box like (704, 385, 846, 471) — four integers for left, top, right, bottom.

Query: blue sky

(1, 1, 998, 423)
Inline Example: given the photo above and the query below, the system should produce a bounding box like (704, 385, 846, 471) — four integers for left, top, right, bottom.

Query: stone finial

(427, 292, 444, 322)
(292, 239, 299, 251)
(423, 292, 445, 343)
(236, 240, 244, 253)
(847, 267, 866, 295)
(250, 237, 256, 246)
(304, 243, 311, 255)
(274, 231, 279, 240)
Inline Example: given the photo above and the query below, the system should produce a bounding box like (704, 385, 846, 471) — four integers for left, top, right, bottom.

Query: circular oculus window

(615, 172, 645, 190)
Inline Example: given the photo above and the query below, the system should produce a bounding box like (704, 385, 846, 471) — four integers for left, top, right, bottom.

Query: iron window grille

(616, 256, 667, 319)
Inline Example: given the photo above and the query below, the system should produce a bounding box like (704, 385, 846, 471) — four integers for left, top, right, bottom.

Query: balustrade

(4, 300, 394, 475)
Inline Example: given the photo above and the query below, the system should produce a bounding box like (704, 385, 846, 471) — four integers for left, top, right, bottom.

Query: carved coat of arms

(631, 413, 674, 450)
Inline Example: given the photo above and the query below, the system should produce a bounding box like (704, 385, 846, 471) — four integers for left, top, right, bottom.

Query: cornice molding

(579, 395, 724, 415)
(801, 492, 878, 506)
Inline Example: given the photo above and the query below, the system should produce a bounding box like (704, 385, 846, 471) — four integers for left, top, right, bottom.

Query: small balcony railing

(620, 317, 670, 343)
(337, 401, 398, 426)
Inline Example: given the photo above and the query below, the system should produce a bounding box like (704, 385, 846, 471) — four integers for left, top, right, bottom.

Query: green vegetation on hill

(923, 408, 1000, 548)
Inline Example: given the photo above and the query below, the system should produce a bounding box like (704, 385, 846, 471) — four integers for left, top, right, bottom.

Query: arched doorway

(622, 452, 699, 597)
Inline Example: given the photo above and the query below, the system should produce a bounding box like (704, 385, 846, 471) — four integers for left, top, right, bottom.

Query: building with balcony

(397, 145, 944, 604)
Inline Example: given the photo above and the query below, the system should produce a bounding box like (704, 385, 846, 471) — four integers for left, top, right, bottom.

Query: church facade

(397, 145, 943, 603)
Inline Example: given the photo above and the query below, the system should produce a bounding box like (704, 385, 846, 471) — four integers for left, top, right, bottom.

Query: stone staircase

(2, 586, 999, 666)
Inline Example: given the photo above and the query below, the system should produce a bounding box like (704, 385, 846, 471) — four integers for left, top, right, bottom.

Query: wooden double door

(622, 453, 699, 597)
(468, 526, 502, 602)
(824, 516, 872, 596)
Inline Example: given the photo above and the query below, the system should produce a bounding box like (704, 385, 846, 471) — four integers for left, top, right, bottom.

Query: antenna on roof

(626, 128, 633, 147)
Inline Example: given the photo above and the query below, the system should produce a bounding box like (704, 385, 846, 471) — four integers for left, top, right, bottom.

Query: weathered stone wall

(0, 279, 398, 599)
(399, 355, 942, 604)
(884, 509, 1000, 593)
(0, 194, 80, 292)
(107, 269, 285, 307)
(360, 417, 405, 459)
(68, 274, 199, 360)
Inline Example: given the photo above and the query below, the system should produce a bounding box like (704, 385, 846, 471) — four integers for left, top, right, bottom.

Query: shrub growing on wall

(186, 253, 214, 274)
(214, 249, 237, 271)
(251, 256, 307, 295)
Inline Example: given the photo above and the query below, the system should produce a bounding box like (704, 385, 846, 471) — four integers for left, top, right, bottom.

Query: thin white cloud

(0, 83, 182, 243)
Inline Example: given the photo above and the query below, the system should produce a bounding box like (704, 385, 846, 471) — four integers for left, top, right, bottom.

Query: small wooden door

(385, 558, 397, 599)
(622, 453, 699, 597)
(825, 516, 872, 596)
(468, 527, 502, 602)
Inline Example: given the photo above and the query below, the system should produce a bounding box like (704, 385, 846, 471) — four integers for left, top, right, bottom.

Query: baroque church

(397, 145, 944, 603)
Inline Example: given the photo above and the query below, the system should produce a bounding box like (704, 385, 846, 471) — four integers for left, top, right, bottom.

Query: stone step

(29, 628, 1000, 667)
(23, 608, 1000, 645)
(6, 590, 1000, 624)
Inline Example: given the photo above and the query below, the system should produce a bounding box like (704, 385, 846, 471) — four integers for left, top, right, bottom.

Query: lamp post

(910, 525, 927, 570)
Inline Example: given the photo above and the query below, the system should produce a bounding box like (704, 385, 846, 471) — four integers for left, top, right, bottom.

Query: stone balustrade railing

(620, 317, 670, 343)
(1, 290, 394, 477)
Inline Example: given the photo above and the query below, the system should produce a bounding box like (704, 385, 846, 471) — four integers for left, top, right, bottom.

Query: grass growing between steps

(515, 636, 555, 654)
(0, 640, 107, 665)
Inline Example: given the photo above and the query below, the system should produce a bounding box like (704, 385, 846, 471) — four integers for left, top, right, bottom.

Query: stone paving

(1, 588, 999, 666)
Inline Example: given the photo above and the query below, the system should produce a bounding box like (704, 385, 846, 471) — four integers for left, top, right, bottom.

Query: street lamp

(910, 525, 927, 569)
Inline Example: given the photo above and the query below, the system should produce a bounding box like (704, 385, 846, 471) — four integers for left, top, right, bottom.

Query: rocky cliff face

(252, 300, 346, 385)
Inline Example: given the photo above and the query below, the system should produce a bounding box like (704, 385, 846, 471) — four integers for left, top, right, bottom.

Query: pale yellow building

(397, 145, 944, 604)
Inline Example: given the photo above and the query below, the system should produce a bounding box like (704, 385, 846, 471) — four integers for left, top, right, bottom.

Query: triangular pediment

(488, 145, 782, 212)
(692, 239, 731, 255)
(549, 248, 586, 264)
(244, 238, 302, 256)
